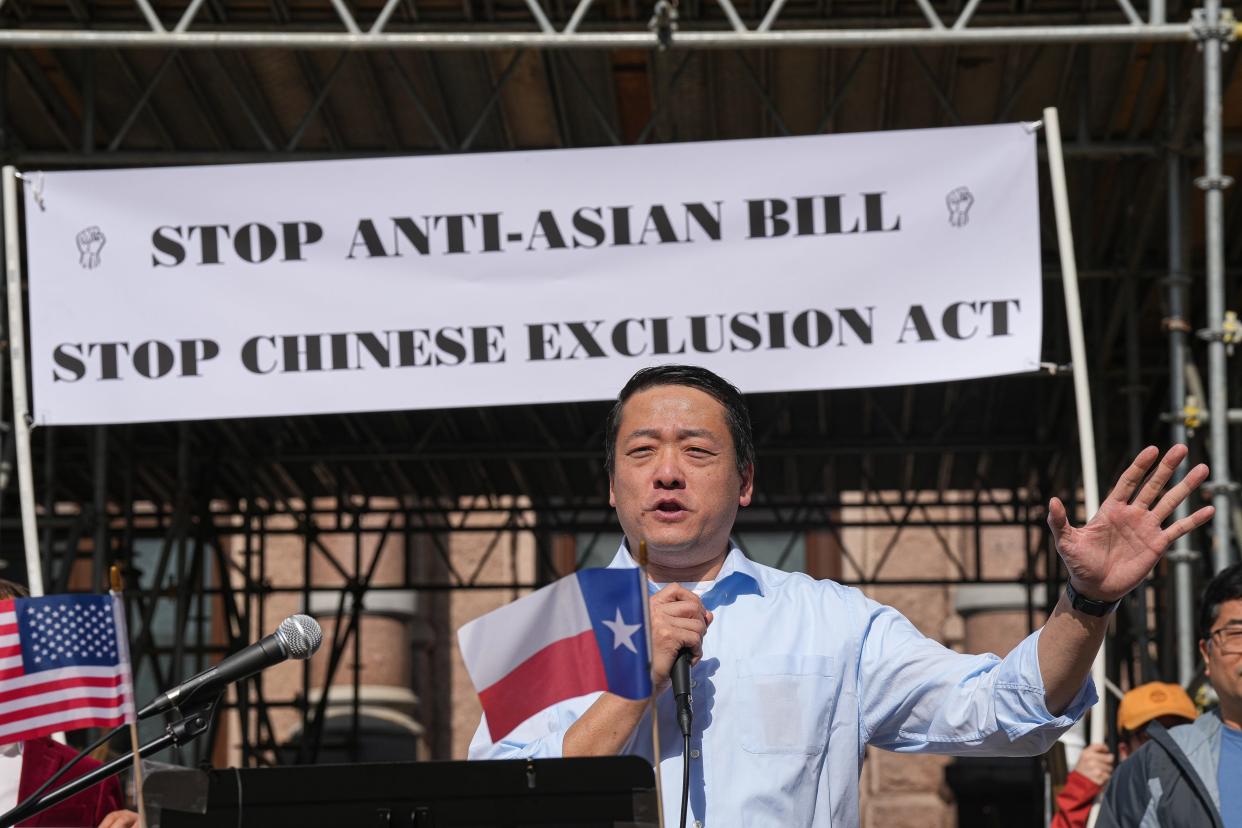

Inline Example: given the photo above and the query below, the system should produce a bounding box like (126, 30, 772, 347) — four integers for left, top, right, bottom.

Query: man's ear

(1200, 638, 1211, 677)
(738, 463, 755, 507)
(609, 476, 616, 508)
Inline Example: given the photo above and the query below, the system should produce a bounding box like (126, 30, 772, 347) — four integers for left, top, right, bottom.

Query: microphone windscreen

(278, 614, 324, 659)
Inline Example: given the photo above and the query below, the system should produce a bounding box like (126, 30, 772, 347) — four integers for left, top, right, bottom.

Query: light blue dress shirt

(469, 544, 1096, 826)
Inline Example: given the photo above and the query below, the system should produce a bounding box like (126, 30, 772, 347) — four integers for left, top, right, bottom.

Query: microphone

(671, 647, 693, 737)
(138, 615, 323, 719)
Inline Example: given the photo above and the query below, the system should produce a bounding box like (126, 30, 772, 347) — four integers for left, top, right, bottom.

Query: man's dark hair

(0, 578, 29, 600)
(604, 365, 754, 478)
(1199, 562, 1242, 640)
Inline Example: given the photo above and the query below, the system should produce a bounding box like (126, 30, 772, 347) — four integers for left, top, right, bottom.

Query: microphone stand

(0, 695, 221, 828)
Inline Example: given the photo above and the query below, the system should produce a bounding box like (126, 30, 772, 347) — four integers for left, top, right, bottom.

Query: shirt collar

(606, 540, 766, 602)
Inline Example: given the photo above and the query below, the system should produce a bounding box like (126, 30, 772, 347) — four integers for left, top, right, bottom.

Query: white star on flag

(602, 607, 641, 654)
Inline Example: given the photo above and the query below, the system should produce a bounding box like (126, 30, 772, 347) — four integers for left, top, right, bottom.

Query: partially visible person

(1116, 681, 1198, 759)
(0, 578, 137, 828)
(1052, 743, 1114, 828)
(1053, 681, 1197, 828)
(1098, 564, 1242, 827)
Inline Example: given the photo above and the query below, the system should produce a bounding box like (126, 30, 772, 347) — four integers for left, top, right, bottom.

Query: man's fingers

(649, 584, 698, 604)
(661, 615, 708, 637)
(1132, 444, 1188, 508)
(1162, 504, 1216, 545)
(1047, 497, 1069, 537)
(1107, 446, 1161, 503)
(1152, 462, 1210, 522)
(654, 621, 704, 656)
(655, 599, 709, 620)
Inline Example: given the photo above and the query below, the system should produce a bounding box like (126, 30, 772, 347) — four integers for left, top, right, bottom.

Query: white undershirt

(0, 741, 23, 817)
(651, 580, 716, 597)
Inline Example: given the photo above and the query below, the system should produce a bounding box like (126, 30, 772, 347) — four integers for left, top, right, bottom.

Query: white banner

(22, 123, 1041, 426)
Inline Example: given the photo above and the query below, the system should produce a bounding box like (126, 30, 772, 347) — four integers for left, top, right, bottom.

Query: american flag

(0, 594, 135, 744)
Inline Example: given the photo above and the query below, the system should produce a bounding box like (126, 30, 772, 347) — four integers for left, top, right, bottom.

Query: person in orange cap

(1052, 682, 1197, 828)
(1116, 681, 1199, 759)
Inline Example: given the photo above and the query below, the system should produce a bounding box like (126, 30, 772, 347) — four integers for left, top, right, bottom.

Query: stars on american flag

(21, 596, 120, 670)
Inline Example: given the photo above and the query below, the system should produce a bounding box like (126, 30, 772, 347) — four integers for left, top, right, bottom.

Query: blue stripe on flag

(576, 568, 652, 700)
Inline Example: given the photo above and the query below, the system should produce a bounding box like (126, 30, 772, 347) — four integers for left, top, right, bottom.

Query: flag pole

(636, 540, 666, 828)
(110, 565, 147, 828)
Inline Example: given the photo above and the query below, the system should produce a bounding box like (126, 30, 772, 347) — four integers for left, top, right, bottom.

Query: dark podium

(144, 757, 658, 828)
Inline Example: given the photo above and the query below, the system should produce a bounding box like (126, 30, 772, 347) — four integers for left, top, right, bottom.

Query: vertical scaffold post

(1196, 0, 1238, 573)
(1165, 44, 1200, 686)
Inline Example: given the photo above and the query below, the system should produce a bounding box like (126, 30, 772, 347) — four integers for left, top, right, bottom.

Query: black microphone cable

(671, 648, 694, 828)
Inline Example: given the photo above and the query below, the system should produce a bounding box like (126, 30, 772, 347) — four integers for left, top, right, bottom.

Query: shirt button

(690, 679, 698, 688)
(695, 821, 703, 828)
(690, 749, 701, 759)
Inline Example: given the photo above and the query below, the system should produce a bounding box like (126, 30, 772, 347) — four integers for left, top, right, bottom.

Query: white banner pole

(3, 166, 44, 597)
(1040, 109, 1105, 745)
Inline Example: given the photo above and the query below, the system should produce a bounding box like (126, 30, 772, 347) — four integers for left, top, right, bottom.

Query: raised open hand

(1048, 445, 1214, 603)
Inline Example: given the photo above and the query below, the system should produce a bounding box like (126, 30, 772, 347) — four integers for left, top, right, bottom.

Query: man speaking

(469, 365, 1214, 826)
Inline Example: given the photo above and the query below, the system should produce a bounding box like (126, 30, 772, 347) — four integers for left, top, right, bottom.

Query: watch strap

(1065, 581, 1121, 617)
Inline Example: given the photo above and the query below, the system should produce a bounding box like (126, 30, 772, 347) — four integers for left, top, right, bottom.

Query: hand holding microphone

(649, 586, 706, 828)
(647, 585, 711, 698)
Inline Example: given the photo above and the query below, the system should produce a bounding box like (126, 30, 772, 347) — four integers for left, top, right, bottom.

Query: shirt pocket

(736, 653, 836, 755)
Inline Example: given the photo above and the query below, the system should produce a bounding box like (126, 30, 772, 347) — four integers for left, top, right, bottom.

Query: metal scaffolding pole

(0, 23, 1202, 51)
(1199, 1, 1238, 573)
(2, 167, 41, 597)
(1166, 46, 1200, 686)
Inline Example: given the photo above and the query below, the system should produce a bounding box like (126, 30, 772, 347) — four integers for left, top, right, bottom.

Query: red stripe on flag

(478, 629, 608, 741)
(0, 673, 123, 706)
(0, 625, 16, 635)
(0, 646, 18, 659)
(0, 695, 128, 727)
(3, 715, 128, 745)
(0, 668, 22, 681)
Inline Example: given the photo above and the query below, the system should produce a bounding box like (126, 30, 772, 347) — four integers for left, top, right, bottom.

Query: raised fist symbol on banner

(946, 187, 974, 228)
(76, 226, 106, 269)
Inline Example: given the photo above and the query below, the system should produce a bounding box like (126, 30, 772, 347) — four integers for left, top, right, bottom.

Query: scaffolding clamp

(1201, 479, 1242, 496)
(1038, 361, 1072, 376)
(648, 0, 678, 49)
(1197, 310, 1242, 354)
(1167, 397, 1207, 436)
(1224, 310, 1241, 355)
(1184, 400, 1203, 432)
(1192, 6, 1238, 48)
(1194, 173, 1234, 190)
(1166, 547, 1201, 564)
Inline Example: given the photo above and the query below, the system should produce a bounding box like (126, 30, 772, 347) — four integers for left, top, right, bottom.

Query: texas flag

(458, 568, 652, 742)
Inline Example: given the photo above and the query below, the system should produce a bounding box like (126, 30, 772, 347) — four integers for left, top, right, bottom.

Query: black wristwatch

(1065, 581, 1122, 617)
